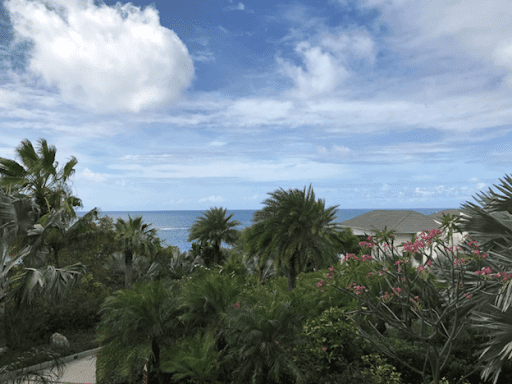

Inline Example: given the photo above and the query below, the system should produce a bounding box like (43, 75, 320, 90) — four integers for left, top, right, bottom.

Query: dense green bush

(298, 306, 371, 379)
(4, 296, 52, 351)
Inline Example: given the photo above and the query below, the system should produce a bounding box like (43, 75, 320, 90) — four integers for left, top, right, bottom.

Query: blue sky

(0, 0, 511, 212)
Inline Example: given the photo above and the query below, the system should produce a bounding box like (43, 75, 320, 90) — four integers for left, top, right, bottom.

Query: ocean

(77, 208, 454, 252)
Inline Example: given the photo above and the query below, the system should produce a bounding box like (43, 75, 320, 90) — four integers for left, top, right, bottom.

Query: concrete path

(1, 347, 100, 384)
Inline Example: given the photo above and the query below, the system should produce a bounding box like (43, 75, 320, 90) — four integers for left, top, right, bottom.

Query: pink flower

(328, 267, 334, 272)
(395, 260, 402, 265)
(322, 347, 327, 352)
(426, 260, 433, 267)
(418, 266, 425, 273)
(275, 341, 279, 344)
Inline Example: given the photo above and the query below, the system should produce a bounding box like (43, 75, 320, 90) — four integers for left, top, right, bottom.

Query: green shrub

(295, 306, 371, 382)
(361, 354, 403, 384)
(4, 296, 52, 351)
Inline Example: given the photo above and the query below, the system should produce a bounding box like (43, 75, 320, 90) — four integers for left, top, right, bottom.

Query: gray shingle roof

(339, 209, 464, 235)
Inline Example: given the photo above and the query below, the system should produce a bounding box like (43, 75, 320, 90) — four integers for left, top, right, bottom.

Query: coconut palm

(452, 174, 512, 384)
(114, 215, 158, 290)
(95, 279, 184, 384)
(0, 138, 82, 220)
(187, 207, 241, 266)
(244, 184, 343, 291)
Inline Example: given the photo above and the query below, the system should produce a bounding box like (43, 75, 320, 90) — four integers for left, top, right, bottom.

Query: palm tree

(187, 207, 241, 266)
(114, 215, 158, 290)
(0, 138, 82, 220)
(0, 188, 86, 311)
(95, 279, 184, 384)
(38, 207, 99, 268)
(452, 174, 512, 384)
(244, 184, 343, 291)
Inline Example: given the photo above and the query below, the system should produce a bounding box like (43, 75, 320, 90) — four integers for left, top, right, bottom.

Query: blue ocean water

(78, 208, 454, 252)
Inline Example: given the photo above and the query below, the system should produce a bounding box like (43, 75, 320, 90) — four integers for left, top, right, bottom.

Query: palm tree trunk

(125, 251, 133, 290)
(214, 242, 220, 266)
(53, 248, 61, 268)
(288, 252, 297, 292)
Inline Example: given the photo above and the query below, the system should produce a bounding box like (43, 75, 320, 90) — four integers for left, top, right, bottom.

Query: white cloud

(108, 157, 352, 182)
(223, 2, 245, 11)
(414, 187, 435, 197)
(198, 195, 224, 203)
(276, 41, 350, 98)
(317, 145, 352, 158)
(79, 168, 107, 183)
(5, 0, 195, 114)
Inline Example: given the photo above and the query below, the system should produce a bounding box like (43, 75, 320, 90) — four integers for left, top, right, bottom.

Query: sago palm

(187, 207, 241, 266)
(244, 184, 343, 291)
(114, 215, 158, 290)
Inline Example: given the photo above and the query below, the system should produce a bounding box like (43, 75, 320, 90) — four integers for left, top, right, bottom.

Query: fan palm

(0, 138, 82, 219)
(453, 174, 512, 383)
(187, 207, 241, 266)
(0, 189, 86, 310)
(114, 215, 158, 290)
(244, 184, 343, 291)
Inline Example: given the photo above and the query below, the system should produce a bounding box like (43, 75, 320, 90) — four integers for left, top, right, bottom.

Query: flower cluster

(409, 296, 421, 310)
(359, 241, 373, 249)
(475, 266, 494, 276)
(379, 291, 394, 303)
(343, 253, 360, 262)
(347, 282, 368, 295)
(233, 302, 241, 309)
(493, 271, 512, 282)
(391, 287, 402, 296)
(343, 253, 372, 262)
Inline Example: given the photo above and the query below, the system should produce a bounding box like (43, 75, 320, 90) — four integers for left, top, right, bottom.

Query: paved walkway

(2, 348, 99, 384)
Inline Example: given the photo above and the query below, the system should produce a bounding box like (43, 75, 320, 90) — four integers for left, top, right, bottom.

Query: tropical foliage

(114, 215, 158, 290)
(187, 207, 241, 266)
(244, 184, 343, 291)
(6, 138, 512, 384)
(0, 138, 82, 219)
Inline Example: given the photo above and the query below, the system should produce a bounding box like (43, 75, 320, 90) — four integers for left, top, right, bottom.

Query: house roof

(339, 209, 464, 236)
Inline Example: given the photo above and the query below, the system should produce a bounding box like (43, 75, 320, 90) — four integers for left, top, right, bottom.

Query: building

(338, 209, 468, 265)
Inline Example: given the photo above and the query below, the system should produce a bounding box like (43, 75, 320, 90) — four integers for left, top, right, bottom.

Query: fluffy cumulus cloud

(4, 0, 195, 114)
(275, 28, 376, 99)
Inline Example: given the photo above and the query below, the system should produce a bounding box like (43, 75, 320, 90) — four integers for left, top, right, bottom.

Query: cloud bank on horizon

(0, 0, 510, 211)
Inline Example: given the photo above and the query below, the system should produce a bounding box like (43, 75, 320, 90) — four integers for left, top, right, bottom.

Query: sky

(0, 0, 511, 212)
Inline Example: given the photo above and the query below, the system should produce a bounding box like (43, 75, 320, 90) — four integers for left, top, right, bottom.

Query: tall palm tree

(244, 184, 343, 291)
(187, 207, 241, 266)
(114, 215, 158, 290)
(0, 138, 82, 220)
(452, 174, 512, 384)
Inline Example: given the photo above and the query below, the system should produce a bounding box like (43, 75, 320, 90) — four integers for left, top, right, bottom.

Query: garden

(2, 139, 512, 384)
